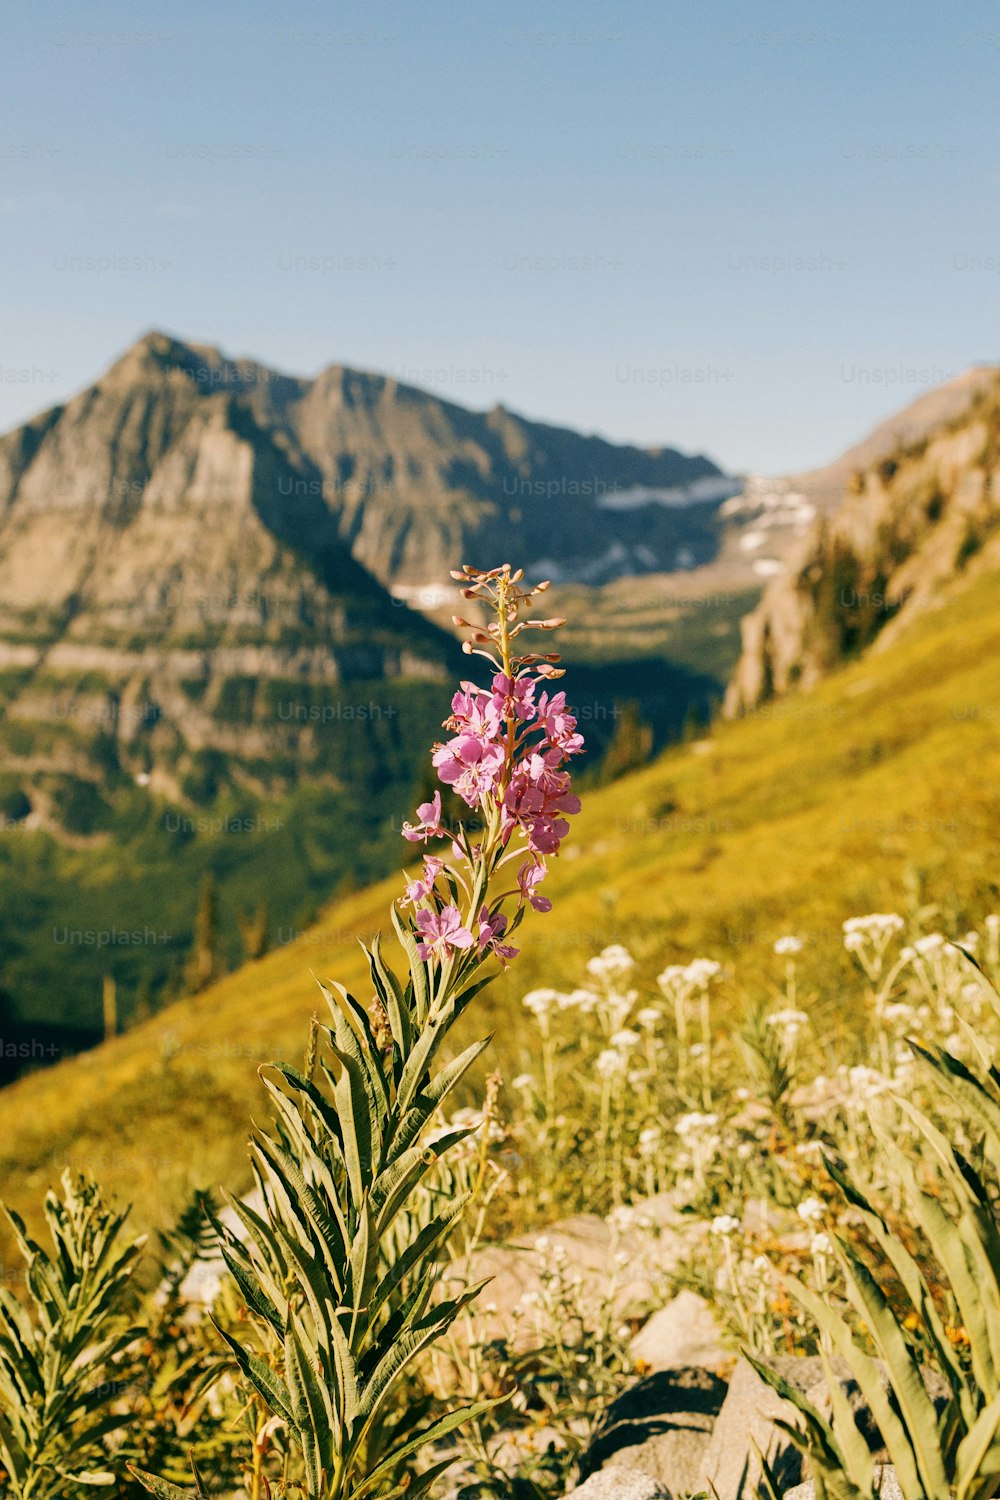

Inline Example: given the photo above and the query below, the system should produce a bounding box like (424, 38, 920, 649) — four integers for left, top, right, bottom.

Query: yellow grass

(1, 565, 998, 1252)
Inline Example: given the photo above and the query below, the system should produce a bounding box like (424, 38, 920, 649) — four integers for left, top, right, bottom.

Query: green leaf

(957, 1394, 1000, 1500)
(838, 1241, 949, 1495)
(126, 1466, 200, 1499)
(779, 1276, 926, 1500)
(214, 1323, 297, 1429)
(352, 1398, 506, 1498)
(369, 931, 410, 1054)
(825, 1153, 971, 1416)
(391, 903, 429, 1025)
(387, 1035, 492, 1164)
(366, 1195, 472, 1327)
(285, 1313, 335, 1491)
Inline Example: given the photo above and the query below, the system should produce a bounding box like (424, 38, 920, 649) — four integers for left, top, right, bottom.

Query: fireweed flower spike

(399, 562, 584, 985)
(133, 564, 583, 1500)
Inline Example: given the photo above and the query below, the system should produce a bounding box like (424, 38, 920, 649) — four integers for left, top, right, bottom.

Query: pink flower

(477, 906, 519, 963)
(402, 791, 447, 843)
(415, 905, 475, 962)
(450, 685, 502, 739)
(517, 860, 552, 913)
(536, 690, 584, 759)
(432, 733, 506, 808)
(402, 856, 446, 906)
(502, 755, 581, 856)
(491, 672, 537, 723)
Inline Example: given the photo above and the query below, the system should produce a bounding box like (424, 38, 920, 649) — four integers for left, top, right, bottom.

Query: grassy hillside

(0, 651, 720, 1048)
(1, 562, 998, 1251)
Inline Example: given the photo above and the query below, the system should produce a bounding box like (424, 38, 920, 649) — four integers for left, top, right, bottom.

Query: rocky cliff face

(0, 330, 734, 823)
(4, 330, 728, 601)
(725, 367, 1000, 714)
(0, 336, 466, 816)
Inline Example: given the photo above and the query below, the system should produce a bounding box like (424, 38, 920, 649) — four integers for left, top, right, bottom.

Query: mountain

(4, 330, 729, 599)
(2, 554, 998, 1251)
(725, 367, 1000, 712)
(0, 333, 730, 1041)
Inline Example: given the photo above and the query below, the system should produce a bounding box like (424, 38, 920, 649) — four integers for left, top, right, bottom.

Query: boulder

(629, 1291, 729, 1372)
(784, 1464, 904, 1500)
(701, 1357, 946, 1500)
(578, 1366, 728, 1491)
(563, 1467, 673, 1500)
(444, 1197, 704, 1348)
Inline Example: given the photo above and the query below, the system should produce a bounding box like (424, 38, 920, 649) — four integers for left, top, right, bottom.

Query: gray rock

(630, 1292, 729, 1372)
(564, 1467, 673, 1500)
(784, 1464, 903, 1500)
(578, 1366, 728, 1491)
(443, 1200, 705, 1351)
(701, 1356, 886, 1500)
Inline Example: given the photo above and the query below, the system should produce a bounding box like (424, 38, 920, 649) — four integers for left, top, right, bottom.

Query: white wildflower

(686, 958, 721, 986)
(587, 944, 635, 982)
(522, 988, 562, 1019)
(774, 935, 803, 955)
(711, 1214, 741, 1237)
(557, 986, 595, 1011)
(766, 1007, 809, 1039)
(596, 1048, 628, 1080)
(797, 1197, 825, 1224)
(657, 963, 689, 994)
(675, 1111, 718, 1137)
(843, 914, 904, 937)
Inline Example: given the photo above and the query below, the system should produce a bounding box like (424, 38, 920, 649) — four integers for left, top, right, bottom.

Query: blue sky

(1, 0, 998, 473)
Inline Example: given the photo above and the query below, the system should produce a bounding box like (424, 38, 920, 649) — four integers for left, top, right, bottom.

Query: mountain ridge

(725, 365, 1000, 712)
(5, 328, 730, 593)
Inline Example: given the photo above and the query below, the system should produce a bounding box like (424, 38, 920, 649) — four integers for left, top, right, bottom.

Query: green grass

(0, 565, 998, 1253)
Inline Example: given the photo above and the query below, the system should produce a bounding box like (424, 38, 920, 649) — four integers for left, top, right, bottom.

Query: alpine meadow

(2, 6, 1000, 1500)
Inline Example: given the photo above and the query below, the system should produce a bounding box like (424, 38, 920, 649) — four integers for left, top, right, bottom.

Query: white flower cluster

(657, 958, 722, 997)
(522, 987, 563, 1020)
(766, 1007, 809, 1042)
(902, 933, 947, 959)
(675, 1110, 719, 1138)
(843, 913, 906, 978)
(596, 1048, 628, 1080)
(845, 1063, 890, 1100)
(842, 913, 905, 941)
(587, 944, 635, 983)
(522, 985, 603, 1021)
(711, 1214, 741, 1237)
